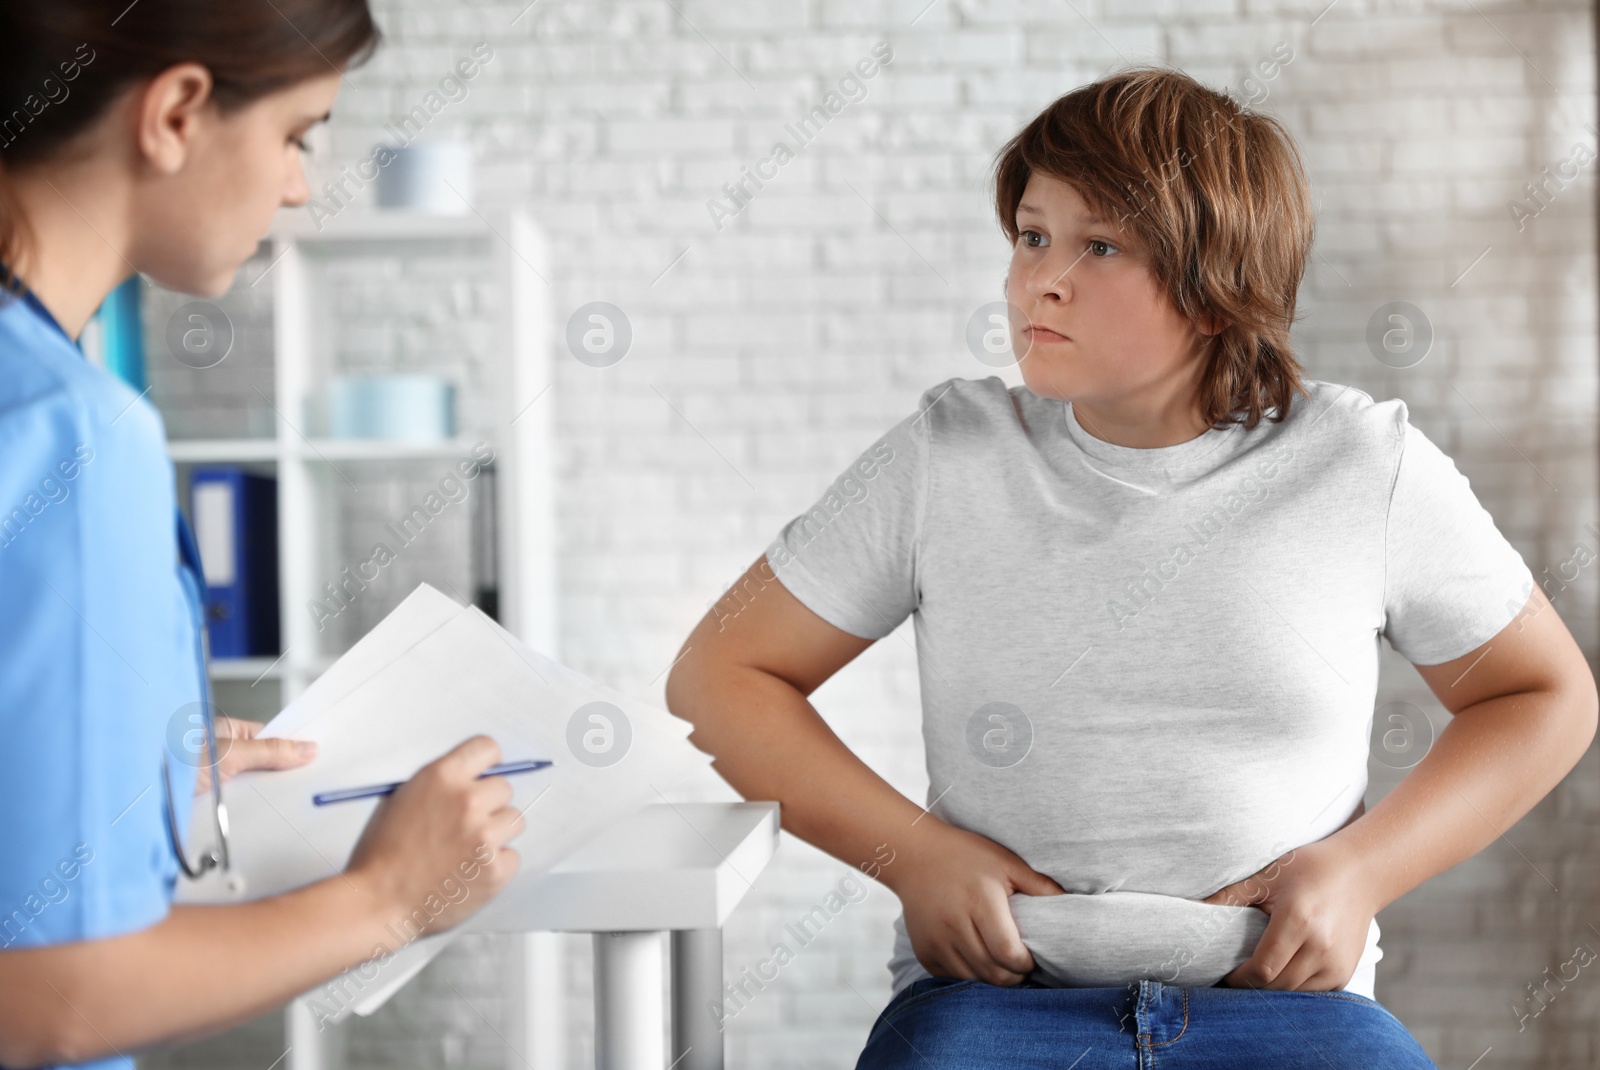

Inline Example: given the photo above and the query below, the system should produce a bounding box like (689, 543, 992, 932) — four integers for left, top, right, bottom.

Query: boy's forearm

(1332, 685, 1596, 914)
(673, 661, 938, 888)
(7, 870, 405, 1067)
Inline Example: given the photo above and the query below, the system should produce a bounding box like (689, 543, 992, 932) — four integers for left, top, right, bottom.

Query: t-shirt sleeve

(1381, 416, 1536, 665)
(763, 395, 933, 641)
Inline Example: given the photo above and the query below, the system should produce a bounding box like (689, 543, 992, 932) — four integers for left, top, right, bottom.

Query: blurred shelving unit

(164, 206, 557, 702)
(161, 205, 563, 1070)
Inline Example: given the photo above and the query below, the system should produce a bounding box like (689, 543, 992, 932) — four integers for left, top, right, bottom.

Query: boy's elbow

(663, 662, 693, 721)
(1572, 672, 1598, 752)
(664, 648, 714, 725)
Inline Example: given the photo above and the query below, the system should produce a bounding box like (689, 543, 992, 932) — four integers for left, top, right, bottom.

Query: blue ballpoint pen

(312, 759, 555, 806)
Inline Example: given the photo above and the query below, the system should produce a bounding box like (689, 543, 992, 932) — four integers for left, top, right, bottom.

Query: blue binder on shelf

(189, 467, 280, 659)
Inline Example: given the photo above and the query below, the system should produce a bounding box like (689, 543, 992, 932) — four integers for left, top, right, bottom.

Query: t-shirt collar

(1061, 399, 1241, 471)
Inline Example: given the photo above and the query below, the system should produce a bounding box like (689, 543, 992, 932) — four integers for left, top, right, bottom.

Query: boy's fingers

(918, 928, 980, 982)
(1011, 865, 1064, 897)
(1229, 918, 1298, 989)
(961, 914, 1029, 985)
(972, 897, 1034, 977)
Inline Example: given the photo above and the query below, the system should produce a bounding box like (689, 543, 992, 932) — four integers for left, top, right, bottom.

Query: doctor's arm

(0, 736, 523, 1070)
(1209, 586, 1597, 991)
(666, 554, 1063, 988)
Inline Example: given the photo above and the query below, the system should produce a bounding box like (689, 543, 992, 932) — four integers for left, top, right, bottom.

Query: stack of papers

(176, 583, 715, 1019)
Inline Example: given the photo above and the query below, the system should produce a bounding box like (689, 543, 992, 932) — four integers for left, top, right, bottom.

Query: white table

(481, 801, 780, 1070)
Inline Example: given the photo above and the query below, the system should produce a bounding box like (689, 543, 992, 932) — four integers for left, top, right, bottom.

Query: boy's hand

(886, 822, 1065, 986)
(1201, 837, 1377, 992)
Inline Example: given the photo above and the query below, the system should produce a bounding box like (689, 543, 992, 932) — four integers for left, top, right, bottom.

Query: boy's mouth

(1025, 326, 1072, 344)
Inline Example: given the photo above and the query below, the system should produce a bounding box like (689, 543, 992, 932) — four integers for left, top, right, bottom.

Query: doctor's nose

(282, 157, 312, 209)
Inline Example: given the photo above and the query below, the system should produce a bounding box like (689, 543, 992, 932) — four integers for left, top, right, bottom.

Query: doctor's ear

(134, 62, 218, 176)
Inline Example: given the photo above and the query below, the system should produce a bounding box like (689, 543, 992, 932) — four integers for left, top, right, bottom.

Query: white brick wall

(141, 0, 1596, 1067)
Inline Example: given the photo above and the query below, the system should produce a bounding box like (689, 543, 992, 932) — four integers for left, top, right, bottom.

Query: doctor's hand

(191, 715, 318, 796)
(885, 821, 1064, 987)
(1201, 836, 1378, 992)
(343, 735, 524, 935)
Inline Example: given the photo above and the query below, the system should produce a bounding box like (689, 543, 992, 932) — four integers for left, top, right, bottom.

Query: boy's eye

(1088, 239, 1118, 256)
(1019, 229, 1048, 248)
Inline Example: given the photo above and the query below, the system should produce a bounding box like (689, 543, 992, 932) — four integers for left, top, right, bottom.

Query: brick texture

(139, 0, 1597, 1067)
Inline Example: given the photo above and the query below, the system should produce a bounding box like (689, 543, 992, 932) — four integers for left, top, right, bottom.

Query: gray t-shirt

(765, 376, 1534, 1000)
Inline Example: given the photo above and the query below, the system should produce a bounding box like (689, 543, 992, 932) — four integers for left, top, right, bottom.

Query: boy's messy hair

(993, 66, 1314, 430)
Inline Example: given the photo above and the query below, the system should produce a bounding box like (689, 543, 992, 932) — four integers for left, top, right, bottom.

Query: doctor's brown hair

(0, 1, 381, 301)
(993, 66, 1314, 431)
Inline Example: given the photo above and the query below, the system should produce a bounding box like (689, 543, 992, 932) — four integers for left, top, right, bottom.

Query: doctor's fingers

(434, 734, 505, 779)
(216, 734, 318, 780)
(215, 715, 262, 740)
(471, 815, 523, 887)
(463, 771, 516, 814)
(483, 803, 526, 848)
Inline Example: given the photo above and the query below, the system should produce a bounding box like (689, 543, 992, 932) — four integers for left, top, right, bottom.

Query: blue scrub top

(0, 280, 203, 1070)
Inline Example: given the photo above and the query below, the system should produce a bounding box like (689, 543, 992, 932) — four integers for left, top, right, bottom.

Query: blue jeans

(854, 978, 1438, 1069)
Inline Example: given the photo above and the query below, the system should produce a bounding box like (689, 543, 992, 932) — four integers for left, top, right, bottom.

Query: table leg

(504, 932, 566, 1070)
(670, 929, 724, 1070)
(593, 931, 666, 1070)
(285, 997, 345, 1070)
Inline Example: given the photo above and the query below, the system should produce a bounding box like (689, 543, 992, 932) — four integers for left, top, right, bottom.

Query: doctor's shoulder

(0, 294, 169, 468)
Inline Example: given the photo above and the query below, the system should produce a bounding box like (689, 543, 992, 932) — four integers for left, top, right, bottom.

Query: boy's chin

(1016, 364, 1079, 404)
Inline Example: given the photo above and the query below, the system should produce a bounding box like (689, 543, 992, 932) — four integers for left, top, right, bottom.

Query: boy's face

(1005, 172, 1213, 409)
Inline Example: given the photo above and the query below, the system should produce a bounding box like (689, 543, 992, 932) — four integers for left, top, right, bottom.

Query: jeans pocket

(880, 978, 980, 1026)
(1306, 988, 1389, 1013)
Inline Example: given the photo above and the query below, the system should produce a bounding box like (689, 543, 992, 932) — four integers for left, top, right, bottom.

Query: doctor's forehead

(271, 71, 343, 120)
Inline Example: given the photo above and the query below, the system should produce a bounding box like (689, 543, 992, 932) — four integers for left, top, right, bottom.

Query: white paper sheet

(175, 583, 714, 1020)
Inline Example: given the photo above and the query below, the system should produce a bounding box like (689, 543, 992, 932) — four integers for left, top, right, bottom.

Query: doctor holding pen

(0, 4, 525, 1069)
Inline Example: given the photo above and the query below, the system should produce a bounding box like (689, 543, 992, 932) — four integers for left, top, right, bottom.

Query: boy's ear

(1197, 308, 1227, 337)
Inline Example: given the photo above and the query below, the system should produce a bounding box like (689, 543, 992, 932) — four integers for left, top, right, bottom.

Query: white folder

(176, 583, 715, 1020)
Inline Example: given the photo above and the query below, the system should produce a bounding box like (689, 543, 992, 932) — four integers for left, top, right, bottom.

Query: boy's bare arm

(1208, 587, 1597, 991)
(1343, 586, 1596, 911)
(665, 554, 1062, 986)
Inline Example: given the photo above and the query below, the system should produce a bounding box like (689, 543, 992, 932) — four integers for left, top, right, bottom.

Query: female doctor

(0, 4, 524, 1068)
